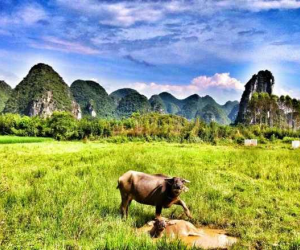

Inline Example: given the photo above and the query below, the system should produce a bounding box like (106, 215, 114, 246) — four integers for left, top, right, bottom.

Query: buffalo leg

(126, 199, 132, 217)
(155, 206, 162, 219)
(174, 199, 192, 218)
(120, 194, 131, 218)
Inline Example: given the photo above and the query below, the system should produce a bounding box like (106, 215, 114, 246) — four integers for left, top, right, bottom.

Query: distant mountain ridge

(156, 92, 238, 124)
(1, 63, 239, 124)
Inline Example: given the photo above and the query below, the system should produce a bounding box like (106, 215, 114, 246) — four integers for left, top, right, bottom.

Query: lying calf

(117, 170, 191, 218)
(149, 218, 202, 238)
(146, 219, 238, 249)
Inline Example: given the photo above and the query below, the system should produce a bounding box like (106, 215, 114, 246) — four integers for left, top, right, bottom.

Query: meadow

(0, 140, 299, 249)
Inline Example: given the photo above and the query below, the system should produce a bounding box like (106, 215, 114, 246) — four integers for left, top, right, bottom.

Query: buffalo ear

(165, 178, 174, 185)
(182, 179, 191, 183)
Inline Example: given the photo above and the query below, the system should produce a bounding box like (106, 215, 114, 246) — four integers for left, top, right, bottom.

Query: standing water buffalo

(117, 171, 191, 218)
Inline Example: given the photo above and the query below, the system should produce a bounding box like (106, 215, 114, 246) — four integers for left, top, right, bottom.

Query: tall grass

(0, 142, 299, 249)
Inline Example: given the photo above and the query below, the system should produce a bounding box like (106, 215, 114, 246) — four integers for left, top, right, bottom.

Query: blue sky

(1, 0, 300, 103)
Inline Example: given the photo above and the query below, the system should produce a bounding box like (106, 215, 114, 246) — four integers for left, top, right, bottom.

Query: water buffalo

(117, 170, 191, 218)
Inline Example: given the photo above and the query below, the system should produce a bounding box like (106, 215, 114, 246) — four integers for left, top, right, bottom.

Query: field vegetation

(0, 112, 300, 143)
(0, 136, 53, 144)
(0, 141, 299, 249)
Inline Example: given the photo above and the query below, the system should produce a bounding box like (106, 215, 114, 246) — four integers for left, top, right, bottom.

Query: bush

(282, 137, 300, 144)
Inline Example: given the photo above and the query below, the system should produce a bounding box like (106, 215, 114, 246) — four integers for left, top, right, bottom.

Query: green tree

(48, 112, 78, 140)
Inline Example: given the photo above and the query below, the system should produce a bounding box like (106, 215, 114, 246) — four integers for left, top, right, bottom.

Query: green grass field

(0, 136, 53, 144)
(0, 141, 299, 249)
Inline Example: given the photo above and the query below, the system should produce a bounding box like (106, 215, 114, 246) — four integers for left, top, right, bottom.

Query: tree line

(245, 93, 300, 130)
(0, 112, 299, 143)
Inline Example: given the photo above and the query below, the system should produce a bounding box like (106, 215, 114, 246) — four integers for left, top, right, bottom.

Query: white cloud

(56, 0, 300, 28)
(56, 0, 168, 27)
(0, 3, 47, 26)
(102, 3, 163, 27)
(17, 4, 47, 25)
(30, 36, 100, 55)
(191, 73, 244, 91)
(241, 0, 300, 11)
(192, 0, 300, 12)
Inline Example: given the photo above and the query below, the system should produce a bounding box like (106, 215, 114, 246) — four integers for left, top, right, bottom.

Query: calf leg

(174, 199, 192, 218)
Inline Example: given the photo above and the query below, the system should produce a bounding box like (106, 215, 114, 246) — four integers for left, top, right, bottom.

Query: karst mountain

(1, 63, 239, 124)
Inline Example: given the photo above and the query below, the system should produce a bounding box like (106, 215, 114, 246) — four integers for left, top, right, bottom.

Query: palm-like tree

(292, 98, 300, 130)
(269, 95, 279, 127)
(285, 96, 293, 129)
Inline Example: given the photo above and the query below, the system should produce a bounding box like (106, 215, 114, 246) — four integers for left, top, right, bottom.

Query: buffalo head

(165, 177, 190, 196)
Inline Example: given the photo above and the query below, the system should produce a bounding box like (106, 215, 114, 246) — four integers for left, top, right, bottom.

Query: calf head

(150, 219, 167, 238)
(154, 218, 166, 231)
(165, 177, 190, 196)
(150, 219, 178, 238)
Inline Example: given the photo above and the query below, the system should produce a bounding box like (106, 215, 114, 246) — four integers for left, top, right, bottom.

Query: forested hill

(70, 80, 116, 118)
(3, 64, 81, 118)
(235, 70, 300, 130)
(1, 63, 239, 124)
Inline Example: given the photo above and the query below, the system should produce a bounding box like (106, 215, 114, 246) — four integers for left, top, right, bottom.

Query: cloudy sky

(1, 0, 300, 103)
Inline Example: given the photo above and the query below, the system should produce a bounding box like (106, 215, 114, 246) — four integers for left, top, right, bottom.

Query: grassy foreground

(0, 142, 299, 249)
